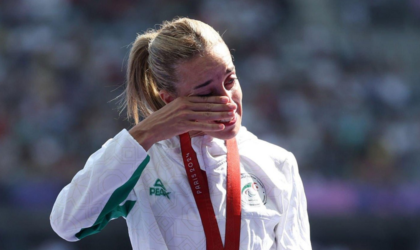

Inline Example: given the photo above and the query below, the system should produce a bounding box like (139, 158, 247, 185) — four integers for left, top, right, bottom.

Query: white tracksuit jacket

(50, 126, 312, 250)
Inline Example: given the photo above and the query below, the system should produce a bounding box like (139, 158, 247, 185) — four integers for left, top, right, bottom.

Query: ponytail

(126, 31, 165, 123)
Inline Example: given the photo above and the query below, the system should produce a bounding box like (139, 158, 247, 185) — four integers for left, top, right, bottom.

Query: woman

(50, 17, 312, 250)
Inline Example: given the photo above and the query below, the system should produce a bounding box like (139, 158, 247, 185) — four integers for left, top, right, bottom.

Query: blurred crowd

(0, 0, 420, 216)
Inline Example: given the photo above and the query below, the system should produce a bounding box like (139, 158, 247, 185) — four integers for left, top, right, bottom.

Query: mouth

(214, 112, 237, 127)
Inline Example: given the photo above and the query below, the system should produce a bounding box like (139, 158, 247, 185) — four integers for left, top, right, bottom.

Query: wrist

(129, 125, 156, 151)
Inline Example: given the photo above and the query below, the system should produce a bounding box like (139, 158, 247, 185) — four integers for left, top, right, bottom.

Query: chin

(211, 129, 240, 140)
(207, 115, 242, 140)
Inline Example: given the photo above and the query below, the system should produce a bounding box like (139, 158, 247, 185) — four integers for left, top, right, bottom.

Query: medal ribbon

(180, 133, 241, 250)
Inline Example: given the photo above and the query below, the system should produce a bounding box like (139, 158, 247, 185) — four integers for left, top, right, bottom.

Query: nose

(214, 84, 237, 109)
(213, 81, 231, 98)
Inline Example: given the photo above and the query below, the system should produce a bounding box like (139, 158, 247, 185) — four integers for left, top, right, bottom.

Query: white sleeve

(50, 129, 149, 242)
(276, 152, 312, 250)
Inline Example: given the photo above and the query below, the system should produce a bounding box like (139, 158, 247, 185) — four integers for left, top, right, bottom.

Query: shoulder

(237, 126, 294, 166)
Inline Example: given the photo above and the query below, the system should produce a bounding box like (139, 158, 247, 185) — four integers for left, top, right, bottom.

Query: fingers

(185, 121, 225, 131)
(190, 102, 237, 112)
(187, 96, 230, 104)
(182, 96, 237, 111)
(186, 111, 235, 121)
(150, 96, 237, 137)
(185, 112, 235, 121)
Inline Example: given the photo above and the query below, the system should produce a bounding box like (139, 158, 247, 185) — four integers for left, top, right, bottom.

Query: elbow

(50, 210, 80, 242)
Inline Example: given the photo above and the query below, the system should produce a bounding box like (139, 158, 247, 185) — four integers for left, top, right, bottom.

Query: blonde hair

(123, 17, 223, 124)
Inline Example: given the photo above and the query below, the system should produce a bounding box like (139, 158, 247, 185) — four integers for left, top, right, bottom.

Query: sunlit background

(1, 0, 420, 249)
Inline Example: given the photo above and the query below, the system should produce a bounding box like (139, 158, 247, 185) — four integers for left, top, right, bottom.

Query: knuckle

(178, 110, 189, 118)
(173, 97, 183, 105)
(178, 120, 188, 127)
(178, 103, 188, 110)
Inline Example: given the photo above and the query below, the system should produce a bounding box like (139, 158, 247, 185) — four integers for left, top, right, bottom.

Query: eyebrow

(193, 66, 236, 90)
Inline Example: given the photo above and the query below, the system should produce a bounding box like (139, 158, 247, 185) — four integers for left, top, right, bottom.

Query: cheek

(231, 84, 243, 107)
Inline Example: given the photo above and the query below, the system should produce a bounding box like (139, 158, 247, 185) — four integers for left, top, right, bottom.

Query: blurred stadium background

(1, 0, 420, 249)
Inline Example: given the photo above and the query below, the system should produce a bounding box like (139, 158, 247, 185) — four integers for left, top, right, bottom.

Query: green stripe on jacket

(76, 155, 150, 239)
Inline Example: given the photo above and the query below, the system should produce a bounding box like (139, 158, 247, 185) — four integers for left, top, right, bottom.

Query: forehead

(175, 43, 233, 89)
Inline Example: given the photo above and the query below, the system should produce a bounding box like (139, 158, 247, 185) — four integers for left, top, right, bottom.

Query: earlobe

(159, 90, 175, 104)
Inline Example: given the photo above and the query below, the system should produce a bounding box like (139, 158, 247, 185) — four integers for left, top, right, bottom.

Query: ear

(159, 90, 176, 104)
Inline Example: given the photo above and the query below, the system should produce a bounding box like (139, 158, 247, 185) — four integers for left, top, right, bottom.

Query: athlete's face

(175, 42, 243, 139)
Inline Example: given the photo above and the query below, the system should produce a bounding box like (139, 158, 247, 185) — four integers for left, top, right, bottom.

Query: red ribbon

(180, 133, 241, 250)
